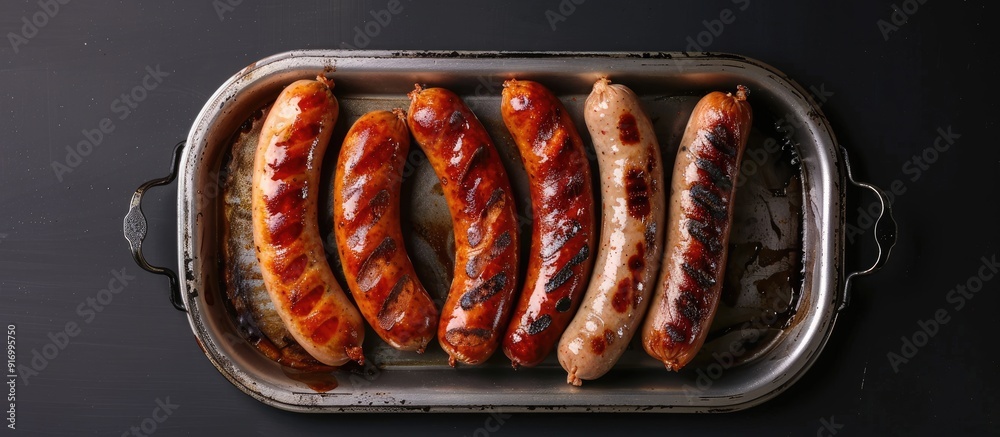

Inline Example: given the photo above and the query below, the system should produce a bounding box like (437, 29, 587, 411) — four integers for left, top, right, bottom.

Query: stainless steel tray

(123, 50, 896, 412)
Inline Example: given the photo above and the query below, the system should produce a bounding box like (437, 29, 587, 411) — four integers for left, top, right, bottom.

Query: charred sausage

(641, 86, 752, 371)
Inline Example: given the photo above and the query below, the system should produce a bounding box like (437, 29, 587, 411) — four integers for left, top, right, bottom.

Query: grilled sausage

(334, 109, 440, 352)
(406, 85, 521, 366)
(642, 86, 752, 371)
(251, 77, 365, 366)
(500, 79, 597, 369)
(557, 78, 665, 386)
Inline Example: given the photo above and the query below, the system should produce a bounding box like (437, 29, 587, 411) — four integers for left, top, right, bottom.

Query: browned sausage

(499, 79, 597, 369)
(333, 109, 440, 352)
(642, 86, 752, 371)
(557, 78, 666, 385)
(251, 77, 365, 366)
(406, 85, 521, 366)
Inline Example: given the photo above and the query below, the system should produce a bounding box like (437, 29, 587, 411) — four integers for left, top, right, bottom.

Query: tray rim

(176, 49, 845, 413)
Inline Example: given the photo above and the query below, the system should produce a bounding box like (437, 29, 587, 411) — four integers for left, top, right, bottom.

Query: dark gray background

(1, 1, 997, 435)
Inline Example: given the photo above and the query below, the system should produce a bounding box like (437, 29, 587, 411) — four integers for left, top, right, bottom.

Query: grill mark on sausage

(705, 125, 735, 157)
(367, 189, 390, 224)
(458, 144, 488, 188)
(686, 219, 722, 254)
(459, 272, 508, 310)
(290, 285, 324, 317)
(695, 158, 733, 191)
(445, 327, 492, 347)
(555, 296, 572, 312)
(682, 262, 716, 289)
(679, 290, 703, 323)
(689, 183, 727, 220)
(540, 220, 581, 260)
(356, 237, 397, 292)
(377, 275, 410, 331)
(277, 254, 307, 284)
(625, 168, 650, 219)
(618, 113, 640, 144)
(612, 277, 631, 313)
(527, 314, 553, 335)
(543, 244, 590, 293)
(665, 324, 687, 343)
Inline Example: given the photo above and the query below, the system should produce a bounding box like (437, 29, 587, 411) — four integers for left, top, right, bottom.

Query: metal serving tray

(123, 50, 896, 412)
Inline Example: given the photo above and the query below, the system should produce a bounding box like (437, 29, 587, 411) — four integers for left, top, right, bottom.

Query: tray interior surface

(178, 52, 842, 412)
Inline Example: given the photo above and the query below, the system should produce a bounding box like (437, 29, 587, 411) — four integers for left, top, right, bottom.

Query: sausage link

(334, 109, 440, 352)
(557, 78, 665, 386)
(499, 79, 597, 369)
(406, 85, 521, 366)
(252, 77, 365, 366)
(641, 86, 752, 371)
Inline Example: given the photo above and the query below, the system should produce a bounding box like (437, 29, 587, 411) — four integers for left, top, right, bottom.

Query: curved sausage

(251, 77, 365, 366)
(499, 79, 597, 369)
(641, 86, 752, 371)
(406, 85, 521, 366)
(557, 78, 665, 386)
(334, 109, 440, 352)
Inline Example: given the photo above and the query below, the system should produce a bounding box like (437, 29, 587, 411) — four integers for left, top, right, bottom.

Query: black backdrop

(1, 1, 997, 435)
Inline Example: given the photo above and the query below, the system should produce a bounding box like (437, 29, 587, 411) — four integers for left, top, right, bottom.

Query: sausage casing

(406, 85, 521, 366)
(499, 79, 597, 369)
(251, 77, 365, 366)
(641, 86, 752, 371)
(557, 78, 665, 385)
(334, 109, 440, 352)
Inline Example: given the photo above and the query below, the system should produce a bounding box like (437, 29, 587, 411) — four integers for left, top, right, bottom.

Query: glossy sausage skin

(499, 79, 596, 369)
(642, 86, 752, 371)
(557, 78, 665, 386)
(334, 109, 440, 352)
(407, 85, 521, 366)
(252, 77, 365, 366)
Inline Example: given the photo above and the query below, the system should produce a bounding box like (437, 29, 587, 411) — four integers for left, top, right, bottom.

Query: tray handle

(840, 146, 897, 311)
(123, 141, 186, 312)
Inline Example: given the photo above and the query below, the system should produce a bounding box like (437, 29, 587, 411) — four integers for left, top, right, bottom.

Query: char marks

(689, 183, 727, 220)
(625, 168, 651, 219)
(459, 272, 508, 310)
(704, 125, 735, 157)
(682, 262, 716, 289)
(527, 314, 553, 335)
(686, 220, 722, 254)
(695, 158, 732, 191)
(544, 244, 590, 293)
(377, 275, 410, 331)
(356, 237, 397, 292)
